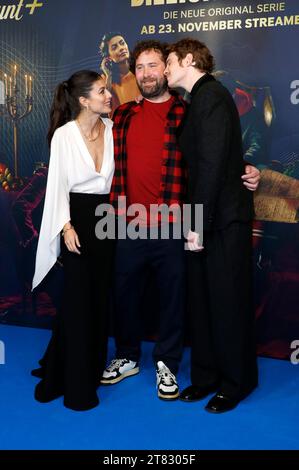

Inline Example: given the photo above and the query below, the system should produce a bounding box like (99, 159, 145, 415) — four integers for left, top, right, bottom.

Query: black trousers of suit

(187, 221, 258, 400)
(114, 226, 186, 374)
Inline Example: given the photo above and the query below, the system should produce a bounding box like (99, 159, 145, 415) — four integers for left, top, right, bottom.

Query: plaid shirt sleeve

(109, 102, 137, 208)
(158, 95, 188, 207)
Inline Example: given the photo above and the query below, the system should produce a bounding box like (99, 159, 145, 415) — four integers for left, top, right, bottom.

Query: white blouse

(32, 118, 114, 290)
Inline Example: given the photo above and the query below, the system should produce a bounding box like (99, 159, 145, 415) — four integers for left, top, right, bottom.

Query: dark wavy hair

(167, 38, 215, 73)
(99, 31, 123, 57)
(47, 70, 103, 146)
(130, 40, 169, 72)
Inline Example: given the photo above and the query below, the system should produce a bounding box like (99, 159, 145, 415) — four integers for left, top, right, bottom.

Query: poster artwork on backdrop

(0, 0, 298, 359)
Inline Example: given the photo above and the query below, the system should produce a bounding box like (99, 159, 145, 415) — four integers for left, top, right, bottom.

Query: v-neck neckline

(72, 118, 107, 175)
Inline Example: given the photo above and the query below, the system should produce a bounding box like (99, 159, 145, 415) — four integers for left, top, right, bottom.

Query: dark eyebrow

(136, 62, 158, 68)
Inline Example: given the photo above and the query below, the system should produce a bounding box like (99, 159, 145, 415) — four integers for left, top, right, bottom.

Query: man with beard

(101, 40, 260, 400)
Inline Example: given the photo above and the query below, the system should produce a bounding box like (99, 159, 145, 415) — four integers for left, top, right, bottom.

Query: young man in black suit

(165, 38, 258, 413)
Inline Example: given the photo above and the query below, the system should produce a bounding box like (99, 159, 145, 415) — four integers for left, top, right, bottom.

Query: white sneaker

(156, 361, 179, 400)
(101, 358, 139, 384)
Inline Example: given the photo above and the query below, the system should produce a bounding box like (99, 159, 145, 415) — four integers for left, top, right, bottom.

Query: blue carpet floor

(0, 324, 298, 450)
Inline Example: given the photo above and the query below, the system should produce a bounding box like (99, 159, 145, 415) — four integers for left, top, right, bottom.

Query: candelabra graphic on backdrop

(2, 65, 33, 177)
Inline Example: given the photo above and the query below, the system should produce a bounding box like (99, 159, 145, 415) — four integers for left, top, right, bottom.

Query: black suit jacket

(179, 74, 253, 232)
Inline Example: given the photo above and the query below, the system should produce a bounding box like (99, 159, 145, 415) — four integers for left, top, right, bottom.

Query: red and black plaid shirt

(110, 94, 187, 216)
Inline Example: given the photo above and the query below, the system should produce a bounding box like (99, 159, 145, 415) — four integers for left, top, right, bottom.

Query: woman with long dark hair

(99, 32, 139, 112)
(32, 70, 115, 411)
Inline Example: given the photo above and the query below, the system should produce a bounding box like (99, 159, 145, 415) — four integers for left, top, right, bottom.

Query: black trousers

(114, 227, 186, 373)
(35, 193, 115, 411)
(187, 222, 258, 400)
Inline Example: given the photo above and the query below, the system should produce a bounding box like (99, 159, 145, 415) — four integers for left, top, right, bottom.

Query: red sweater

(126, 98, 173, 225)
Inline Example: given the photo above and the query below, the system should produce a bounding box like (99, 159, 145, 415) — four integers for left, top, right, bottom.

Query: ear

(79, 96, 88, 108)
(184, 53, 195, 67)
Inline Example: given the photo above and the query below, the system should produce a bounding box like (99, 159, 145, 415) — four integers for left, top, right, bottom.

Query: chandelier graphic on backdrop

(2, 65, 33, 177)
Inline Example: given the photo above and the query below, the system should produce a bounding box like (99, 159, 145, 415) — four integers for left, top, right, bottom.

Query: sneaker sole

(158, 390, 180, 401)
(100, 367, 140, 385)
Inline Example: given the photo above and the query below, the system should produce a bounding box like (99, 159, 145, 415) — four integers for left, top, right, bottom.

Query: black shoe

(205, 393, 239, 413)
(179, 384, 218, 402)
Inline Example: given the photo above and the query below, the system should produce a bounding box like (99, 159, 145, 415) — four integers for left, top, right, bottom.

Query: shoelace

(157, 368, 176, 386)
(107, 359, 128, 372)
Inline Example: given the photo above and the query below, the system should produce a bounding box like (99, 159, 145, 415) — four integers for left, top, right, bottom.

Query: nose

(143, 66, 152, 78)
(105, 89, 112, 99)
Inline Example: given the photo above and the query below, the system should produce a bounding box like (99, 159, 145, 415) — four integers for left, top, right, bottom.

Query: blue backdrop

(0, 0, 298, 359)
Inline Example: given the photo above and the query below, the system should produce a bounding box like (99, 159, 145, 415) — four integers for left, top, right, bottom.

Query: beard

(138, 76, 168, 99)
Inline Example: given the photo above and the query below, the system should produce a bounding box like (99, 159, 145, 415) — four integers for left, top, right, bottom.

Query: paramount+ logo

(131, 0, 210, 6)
(290, 80, 299, 105)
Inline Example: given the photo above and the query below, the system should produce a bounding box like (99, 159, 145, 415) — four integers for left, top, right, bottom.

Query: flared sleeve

(32, 128, 70, 289)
